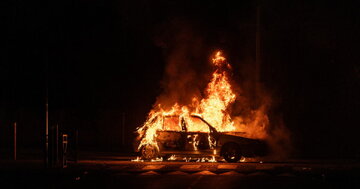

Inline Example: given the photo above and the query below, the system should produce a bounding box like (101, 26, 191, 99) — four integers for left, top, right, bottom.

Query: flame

(150, 157, 163, 162)
(131, 157, 143, 162)
(212, 51, 226, 66)
(167, 155, 176, 161)
(208, 156, 217, 162)
(136, 50, 269, 156)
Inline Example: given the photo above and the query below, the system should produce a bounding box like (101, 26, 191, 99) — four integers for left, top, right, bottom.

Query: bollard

(55, 124, 59, 166)
(14, 122, 16, 160)
(62, 134, 68, 168)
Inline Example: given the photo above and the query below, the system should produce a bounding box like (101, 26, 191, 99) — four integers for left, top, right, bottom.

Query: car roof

(162, 114, 217, 132)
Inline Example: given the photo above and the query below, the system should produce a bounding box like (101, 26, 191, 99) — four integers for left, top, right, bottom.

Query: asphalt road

(1, 156, 360, 189)
(68, 157, 360, 189)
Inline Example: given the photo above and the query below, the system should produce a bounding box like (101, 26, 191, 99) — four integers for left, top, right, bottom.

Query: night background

(1, 0, 360, 159)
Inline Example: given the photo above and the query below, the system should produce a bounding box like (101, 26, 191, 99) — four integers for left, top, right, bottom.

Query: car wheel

(222, 143, 241, 163)
(141, 144, 159, 160)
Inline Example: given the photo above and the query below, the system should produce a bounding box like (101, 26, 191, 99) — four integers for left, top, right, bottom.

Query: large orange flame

(136, 51, 268, 151)
(197, 52, 236, 131)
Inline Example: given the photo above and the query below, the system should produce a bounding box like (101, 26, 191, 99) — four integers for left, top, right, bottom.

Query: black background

(1, 0, 360, 158)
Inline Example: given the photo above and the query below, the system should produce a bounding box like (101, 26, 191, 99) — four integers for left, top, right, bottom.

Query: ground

(1, 153, 360, 188)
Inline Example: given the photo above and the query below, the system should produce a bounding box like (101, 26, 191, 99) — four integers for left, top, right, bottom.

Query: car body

(135, 115, 268, 162)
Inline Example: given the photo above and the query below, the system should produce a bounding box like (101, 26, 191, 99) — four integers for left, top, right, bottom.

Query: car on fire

(135, 115, 268, 162)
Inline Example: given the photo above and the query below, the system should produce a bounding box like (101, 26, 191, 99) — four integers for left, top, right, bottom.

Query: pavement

(1, 152, 360, 188)
(75, 159, 360, 174)
(70, 159, 360, 189)
(67, 154, 360, 188)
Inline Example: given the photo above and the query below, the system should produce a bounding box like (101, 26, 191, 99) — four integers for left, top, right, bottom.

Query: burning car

(134, 51, 270, 162)
(135, 114, 268, 162)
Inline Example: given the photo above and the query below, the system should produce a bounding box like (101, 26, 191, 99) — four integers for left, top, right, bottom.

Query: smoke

(149, 18, 292, 159)
(152, 19, 209, 109)
(231, 77, 293, 159)
(266, 114, 293, 160)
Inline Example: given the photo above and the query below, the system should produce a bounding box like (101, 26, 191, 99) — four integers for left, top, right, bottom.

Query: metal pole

(45, 46, 49, 167)
(45, 94, 49, 167)
(122, 113, 125, 146)
(75, 129, 78, 163)
(14, 122, 16, 160)
(55, 124, 59, 166)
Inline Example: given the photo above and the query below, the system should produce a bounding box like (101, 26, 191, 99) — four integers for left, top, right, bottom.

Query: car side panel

(157, 131, 186, 151)
(217, 134, 268, 157)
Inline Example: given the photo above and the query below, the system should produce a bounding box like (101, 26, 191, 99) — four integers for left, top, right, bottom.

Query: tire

(221, 143, 241, 163)
(141, 144, 159, 160)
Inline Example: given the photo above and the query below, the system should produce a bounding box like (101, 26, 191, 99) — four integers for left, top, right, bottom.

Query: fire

(167, 155, 176, 161)
(196, 53, 236, 131)
(212, 51, 226, 66)
(136, 50, 268, 156)
(131, 157, 143, 162)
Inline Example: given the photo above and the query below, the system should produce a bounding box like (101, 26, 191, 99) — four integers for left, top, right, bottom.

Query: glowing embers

(131, 157, 143, 162)
(132, 154, 257, 163)
(150, 157, 163, 162)
(167, 155, 177, 161)
(189, 134, 199, 151)
(181, 156, 217, 163)
(134, 155, 218, 162)
(208, 156, 217, 163)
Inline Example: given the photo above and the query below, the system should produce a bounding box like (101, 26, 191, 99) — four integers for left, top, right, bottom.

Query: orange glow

(136, 50, 269, 155)
(212, 51, 226, 66)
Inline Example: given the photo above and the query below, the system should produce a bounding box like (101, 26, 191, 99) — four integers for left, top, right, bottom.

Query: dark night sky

(1, 0, 360, 158)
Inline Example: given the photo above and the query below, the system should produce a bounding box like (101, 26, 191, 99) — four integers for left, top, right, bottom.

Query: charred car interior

(136, 115, 268, 162)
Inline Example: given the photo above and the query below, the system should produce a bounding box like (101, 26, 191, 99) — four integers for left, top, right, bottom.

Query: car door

(183, 116, 213, 153)
(156, 116, 186, 151)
